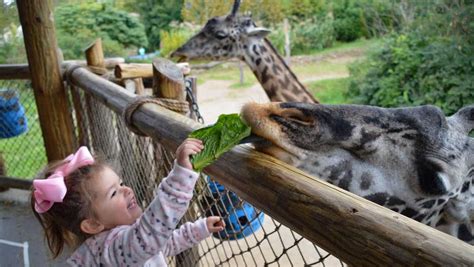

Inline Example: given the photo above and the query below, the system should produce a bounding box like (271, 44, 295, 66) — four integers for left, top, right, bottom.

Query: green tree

(139, 0, 183, 51)
(287, 0, 327, 21)
(0, 1, 18, 32)
(55, 2, 148, 59)
(182, 0, 287, 25)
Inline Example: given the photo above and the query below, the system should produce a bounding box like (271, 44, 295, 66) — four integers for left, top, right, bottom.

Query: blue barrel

(205, 177, 265, 240)
(0, 89, 28, 138)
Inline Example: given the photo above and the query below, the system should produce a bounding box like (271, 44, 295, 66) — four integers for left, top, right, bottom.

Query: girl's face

(89, 166, 143, 229)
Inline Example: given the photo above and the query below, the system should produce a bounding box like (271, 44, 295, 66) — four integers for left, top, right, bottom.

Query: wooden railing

(67, 65, 474, 266)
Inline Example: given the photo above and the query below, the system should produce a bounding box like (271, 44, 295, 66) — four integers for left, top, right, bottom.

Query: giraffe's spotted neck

(243, 39, 318, 103)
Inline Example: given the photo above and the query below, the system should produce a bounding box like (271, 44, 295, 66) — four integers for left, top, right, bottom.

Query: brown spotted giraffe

(171, 0, 318, 104)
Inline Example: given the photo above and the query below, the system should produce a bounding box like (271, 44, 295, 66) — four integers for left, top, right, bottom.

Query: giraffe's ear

(449, 105, 474, 135)
(246, 27, 271, 38)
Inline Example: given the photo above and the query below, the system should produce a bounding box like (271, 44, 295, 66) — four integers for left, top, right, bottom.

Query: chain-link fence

(0, 80, 46, 179)
(0, 71, 344, 266)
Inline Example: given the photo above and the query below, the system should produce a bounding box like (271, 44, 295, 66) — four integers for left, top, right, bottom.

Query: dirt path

(197, 73, 349, 124)
(195, 50, 362, 124)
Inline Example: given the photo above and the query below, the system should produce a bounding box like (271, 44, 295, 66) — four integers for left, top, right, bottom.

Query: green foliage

(159, 27, 195, 57)
(55, 2, 147, 59)
(189, 114, 251, 171)
(333, 0, 364, 42)
(267, 27, 286, 54)
(0, 1, 18, 32)
(182, 0, 287, 26)
(348, 1, 474, 115)
(332, 0, 401, 42)
(307, 77, 350, 104)
(0, 23, 27, 64)
(291, 16, 335, 55)
(286, 0, 328, 21)
(139, 0, 183, 51)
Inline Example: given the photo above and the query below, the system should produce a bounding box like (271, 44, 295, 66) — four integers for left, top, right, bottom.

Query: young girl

(31, 138, 225, 266)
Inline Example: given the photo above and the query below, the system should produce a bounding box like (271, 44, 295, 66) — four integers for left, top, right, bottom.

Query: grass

(305, 38, 383, 57)
(306, 78, 350, 104)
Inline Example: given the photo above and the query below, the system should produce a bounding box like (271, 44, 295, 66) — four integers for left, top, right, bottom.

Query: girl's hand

(206, 216, 225, 233)
(176, 138, 204, 170)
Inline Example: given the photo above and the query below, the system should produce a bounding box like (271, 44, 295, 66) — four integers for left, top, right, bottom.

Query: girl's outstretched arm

(68, 139, 203, 266)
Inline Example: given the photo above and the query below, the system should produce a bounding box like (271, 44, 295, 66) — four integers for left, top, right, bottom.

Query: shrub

(291, 16, 335, 55)
(267, 26, 286, 55)
(332, 0, 402, 42)
(348, 31, 474, 115)
(333, 0, 364, 42)
(159, 27, 195, 57)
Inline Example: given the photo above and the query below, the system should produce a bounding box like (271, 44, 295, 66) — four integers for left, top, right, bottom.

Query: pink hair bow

(33, 146, 94, 213)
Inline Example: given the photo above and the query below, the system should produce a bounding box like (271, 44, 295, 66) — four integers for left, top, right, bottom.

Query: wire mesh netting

(0, 80, 46, 178)
(67, 79, 345, 267)
(0, 75, 344, 266)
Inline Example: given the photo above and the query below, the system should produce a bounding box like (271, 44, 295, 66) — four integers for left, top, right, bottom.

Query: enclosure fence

(0, 66, 343, 266)
(0, 61, 472, 266)
(67, 66, 344, 266)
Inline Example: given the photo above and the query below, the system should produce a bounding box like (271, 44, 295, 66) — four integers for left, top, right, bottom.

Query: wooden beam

(114, 62, 191, 80)
(0, 58, 124, 80)
(115, 63, 152, 79)
(0, 176, 32, 190)
(68, 65, 474, 266)
(0, 64, 31, 80)
(17, 0, 75, 161)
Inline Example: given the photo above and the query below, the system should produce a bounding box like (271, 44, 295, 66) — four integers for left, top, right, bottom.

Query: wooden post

(0, 153, 7, 192)
(284, 18, 291, 65)
(17, 0, 75, 161)
(152, 58, 186, 100)
(84, 39, 116, 158)
(151, 59, 197, 266)
(239, 61, 244, 85)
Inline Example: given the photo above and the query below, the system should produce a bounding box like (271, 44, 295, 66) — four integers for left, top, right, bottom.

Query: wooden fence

(64, 64, 474, 266)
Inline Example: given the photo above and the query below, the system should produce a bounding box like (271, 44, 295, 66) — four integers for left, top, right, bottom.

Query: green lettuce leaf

(189, 113, 251, 171)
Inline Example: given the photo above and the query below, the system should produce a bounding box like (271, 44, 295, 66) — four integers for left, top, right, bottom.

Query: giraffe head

(241, 102, 474, 243)
(171, 0, 270, 61)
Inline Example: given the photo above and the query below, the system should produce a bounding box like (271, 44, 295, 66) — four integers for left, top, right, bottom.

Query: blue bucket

(0, 89, 28, 138)
(205, 177, 264, 240)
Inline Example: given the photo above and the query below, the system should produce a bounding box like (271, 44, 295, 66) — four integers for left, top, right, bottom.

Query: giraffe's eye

(215, 31, 228, 39)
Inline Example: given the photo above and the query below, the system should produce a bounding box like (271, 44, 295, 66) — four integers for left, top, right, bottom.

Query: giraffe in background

(171, 0, 318, 104)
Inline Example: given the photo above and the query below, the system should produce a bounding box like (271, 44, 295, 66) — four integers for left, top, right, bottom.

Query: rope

(123, 96, 189, 136)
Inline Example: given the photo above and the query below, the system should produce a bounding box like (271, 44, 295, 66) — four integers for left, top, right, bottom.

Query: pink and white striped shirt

(67, 162, 210, 266)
